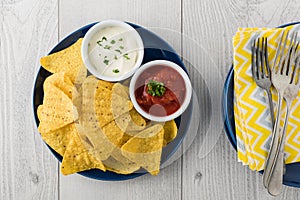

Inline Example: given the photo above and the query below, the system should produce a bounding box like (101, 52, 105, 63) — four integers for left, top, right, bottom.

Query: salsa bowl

(129, 60, 192, 122)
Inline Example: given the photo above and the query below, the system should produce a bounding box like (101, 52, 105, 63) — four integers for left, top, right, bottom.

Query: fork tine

(252, 38, 257, 80)
(296, 37, 299, 50)
(261, 37, 266, 78)
(273, 30, 286, 73)
(292, 32, 298, 56)
(287, 32, 299, 77)
(285, 32, 297, 76)
(257, 38, 263, 79)
(294, 56, 300, 87)
(292, 54, 300, 85)
(277, 30, 290, 74)
(297, 58, 300, 87)
(264, 38, 271, 78)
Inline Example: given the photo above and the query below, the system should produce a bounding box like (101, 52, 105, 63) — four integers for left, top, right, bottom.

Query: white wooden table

(1, 0, 300, 199)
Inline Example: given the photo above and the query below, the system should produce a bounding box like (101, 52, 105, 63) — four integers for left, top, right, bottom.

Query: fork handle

(267, 101, 290, 195)
(263, 94, 283, 188)
(267, 89, 287, 175)
(267, 150, 284, 196)
(266, 90, 275, 128)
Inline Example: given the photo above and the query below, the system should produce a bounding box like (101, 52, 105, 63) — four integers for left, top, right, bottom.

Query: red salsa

(134, 65, 186, 116)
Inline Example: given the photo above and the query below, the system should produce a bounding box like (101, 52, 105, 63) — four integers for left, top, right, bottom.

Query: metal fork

(251, 37, 275, 133)
(257, 31, 298, 195)
(262, 31, 290, 189)
(267, 32, 300, 196)
(251, 37, 276, 188)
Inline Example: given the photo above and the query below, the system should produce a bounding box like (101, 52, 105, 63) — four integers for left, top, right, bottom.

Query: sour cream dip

(82, 20, 144, 82)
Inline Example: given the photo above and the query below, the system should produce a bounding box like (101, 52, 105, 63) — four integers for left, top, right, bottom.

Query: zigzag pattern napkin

(233, 24, 300, 171)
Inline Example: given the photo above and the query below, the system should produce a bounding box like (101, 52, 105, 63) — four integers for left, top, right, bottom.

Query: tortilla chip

(78, 125, 119, 161)
(81, 129, 114, 161)
(80, 76, 99, 129)
(76, 119, 125, 162)
(110, 84, 132, 127)
(40, 38, 87, 84)
(98, 79, 115, 90)
(103, 133, 140, 174)
(121, 124, 164, 175)
(37, 86, 78, 132)
(103, 156, 140, 174)
(44, 72, 73, 88)
(82, 75, 115, 90)
(111, 83, 129, 99)
(128, 109, 146, 131)
(40, 123, 76, 156)
(81, 76, 132, 128)
(44, 72, 79, 100)
(79, 77, 125, 160)
(163, 120, 178, 146)
(75, 64, 88, 84)
(81, 108, 146, 173)
(72, 84, 82, 116)
(117, 133, 133, 147)
(95, 82, 133, 128)
(102, 120, 125, 146)
(61, 126, 106, 175)
(95, 109, 146, 160)
(114, 109, 146, 133)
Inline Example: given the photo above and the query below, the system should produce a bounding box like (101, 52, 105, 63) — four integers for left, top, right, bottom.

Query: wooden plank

(247, 0, 300, 28)
(182, 0, 300, 199)
(59, 165, 181, 200)
(0, 0, 59, 199)
(59, 0, 181, 53)
(59, 0, 182, 199)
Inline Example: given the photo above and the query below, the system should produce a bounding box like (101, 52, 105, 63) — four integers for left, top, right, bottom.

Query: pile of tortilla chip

(37, 38, 178, 176)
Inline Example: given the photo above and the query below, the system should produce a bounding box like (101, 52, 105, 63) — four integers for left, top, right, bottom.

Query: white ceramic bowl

(81, 20, 144, 82)
(129, 60, 192, 122)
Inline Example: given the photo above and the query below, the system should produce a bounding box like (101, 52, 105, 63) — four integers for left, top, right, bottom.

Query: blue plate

(32, 22, 192, 181)
(222, 22, 300, 188)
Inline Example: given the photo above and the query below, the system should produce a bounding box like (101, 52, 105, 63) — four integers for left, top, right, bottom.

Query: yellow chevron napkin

(233, 25, 300, 171)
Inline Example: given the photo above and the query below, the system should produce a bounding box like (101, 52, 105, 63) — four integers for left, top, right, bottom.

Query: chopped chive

(118, 38, 123, 41)
(104, 45, 111, 50)
(147, 80, 165, 96)
(104, 56, 107, 59)
(123, 53, 130, 60)
(96, 41, 102, 46)
(119, 46, 124, 49)
(103, 59, 109, 65)
(102, 36, 107, 41)
(111, 40, 116, 44)
(115, 49, 122, 54)
(112, 69, 120, 73)
(114, 55, 118, 60)
(97, 37, 107, 46)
